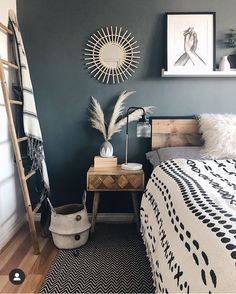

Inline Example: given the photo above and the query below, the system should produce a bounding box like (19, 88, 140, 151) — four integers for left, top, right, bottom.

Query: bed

(140, 117, 236, 293)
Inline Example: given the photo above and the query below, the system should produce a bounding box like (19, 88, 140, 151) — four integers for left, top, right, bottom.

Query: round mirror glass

(100, 43, 125, 69)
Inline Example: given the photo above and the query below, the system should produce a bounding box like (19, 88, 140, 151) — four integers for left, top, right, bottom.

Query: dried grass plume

(89, 91, 154, 140)
(89, 96, 107, 140)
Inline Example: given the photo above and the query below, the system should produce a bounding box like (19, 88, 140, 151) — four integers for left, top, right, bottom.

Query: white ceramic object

(100, 141, 113, 157)
(121, 163, 143, 171)
(219, 55, 230, 71)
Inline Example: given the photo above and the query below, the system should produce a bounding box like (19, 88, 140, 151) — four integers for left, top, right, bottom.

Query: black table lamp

(121, 107, 151, 171)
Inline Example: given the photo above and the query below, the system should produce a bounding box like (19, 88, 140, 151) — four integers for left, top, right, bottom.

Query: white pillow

(199, 113, 236, 159)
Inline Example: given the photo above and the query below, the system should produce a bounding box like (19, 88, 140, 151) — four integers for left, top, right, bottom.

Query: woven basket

(49, 193, 91, 249)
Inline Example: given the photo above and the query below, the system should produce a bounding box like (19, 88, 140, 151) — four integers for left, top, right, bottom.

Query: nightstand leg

(131, 192, 140, 232)
(91, 192, 100, 233)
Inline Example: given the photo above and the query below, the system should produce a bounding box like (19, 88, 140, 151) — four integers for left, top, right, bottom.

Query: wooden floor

(0, 223, 58, 293)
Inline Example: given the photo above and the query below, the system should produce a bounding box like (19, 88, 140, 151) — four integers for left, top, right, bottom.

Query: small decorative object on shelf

(94, 156, 117, 168)
(226, 28, 236, 48)
(88, 91, 153, 157)
(225, 28, 236, 68)
(219, 55, 231, 71)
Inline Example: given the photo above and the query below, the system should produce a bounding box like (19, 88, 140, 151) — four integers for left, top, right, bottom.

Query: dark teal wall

(17, 0, 236, 212)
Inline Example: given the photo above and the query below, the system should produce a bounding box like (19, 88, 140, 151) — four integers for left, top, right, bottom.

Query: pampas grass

(107, 91, 135, 140)
(89, 97, 107, 140)
(89, 91, 154, 141)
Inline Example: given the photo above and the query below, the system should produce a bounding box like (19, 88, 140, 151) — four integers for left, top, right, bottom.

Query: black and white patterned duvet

(140, 159, 236, 293)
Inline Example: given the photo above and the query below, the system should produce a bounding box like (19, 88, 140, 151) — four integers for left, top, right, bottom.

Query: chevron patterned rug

(40, 224, 155, 293)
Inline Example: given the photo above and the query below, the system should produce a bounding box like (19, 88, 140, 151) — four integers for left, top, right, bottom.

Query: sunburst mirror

(84, 26, 140, 84)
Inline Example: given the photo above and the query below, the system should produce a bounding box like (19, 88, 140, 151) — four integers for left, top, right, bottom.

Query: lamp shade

(137, 121, 151, 138)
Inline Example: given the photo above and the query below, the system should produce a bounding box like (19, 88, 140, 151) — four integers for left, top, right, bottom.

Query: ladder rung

(33, 202, 41, 214)
(0, 22, 13, 35)
(1, 59, 18, 69)
(25, 170, 36, 180)
(0, 39, 40, 254)
(17, 136, 28, 143)
(10, 99, 23, 105)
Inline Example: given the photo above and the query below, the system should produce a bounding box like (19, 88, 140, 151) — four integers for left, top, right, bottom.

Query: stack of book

(94, 156, 117, 168)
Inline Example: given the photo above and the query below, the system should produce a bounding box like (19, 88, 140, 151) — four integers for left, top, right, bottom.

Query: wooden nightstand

(87, 165, 144, 232)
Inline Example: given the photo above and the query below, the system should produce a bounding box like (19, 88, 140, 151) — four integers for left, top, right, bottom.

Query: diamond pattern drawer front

(87, 174, 144, 191)
(87, 165, 144, 232)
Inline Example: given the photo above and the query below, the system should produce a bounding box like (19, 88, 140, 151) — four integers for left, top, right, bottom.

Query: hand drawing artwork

(174, 27, 206, 67)
(166, 13, 215, 73)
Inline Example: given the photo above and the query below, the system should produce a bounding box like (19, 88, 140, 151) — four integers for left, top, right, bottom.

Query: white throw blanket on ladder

(8, 10, 50, 203)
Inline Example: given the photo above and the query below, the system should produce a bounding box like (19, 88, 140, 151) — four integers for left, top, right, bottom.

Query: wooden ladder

(0, 22, 40, 254)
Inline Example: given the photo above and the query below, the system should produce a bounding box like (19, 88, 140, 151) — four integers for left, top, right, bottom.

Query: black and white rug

(40, 224, 155, 293)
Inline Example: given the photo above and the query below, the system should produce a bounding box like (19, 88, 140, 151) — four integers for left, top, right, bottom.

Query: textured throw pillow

(146, 150, 160, 167)
(199, 113, 236, 159)
(146, 146, 206, 168)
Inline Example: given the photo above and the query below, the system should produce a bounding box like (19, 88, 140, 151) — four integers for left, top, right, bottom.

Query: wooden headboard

(151, 116, 203, 150)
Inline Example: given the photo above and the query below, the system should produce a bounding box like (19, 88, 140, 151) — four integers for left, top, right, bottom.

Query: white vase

(219, 55, 230, 71)
(100, 141, 113, 157)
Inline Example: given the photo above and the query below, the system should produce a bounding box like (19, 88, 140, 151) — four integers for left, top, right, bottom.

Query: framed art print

(166, 12, 216, 73)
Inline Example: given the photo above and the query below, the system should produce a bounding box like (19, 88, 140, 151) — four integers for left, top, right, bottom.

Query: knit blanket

(141, 159, 236, 293)
(8, 10, 50, 232)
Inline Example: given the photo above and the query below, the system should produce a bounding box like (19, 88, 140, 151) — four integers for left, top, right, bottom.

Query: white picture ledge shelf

(161, 69, 236, 78)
